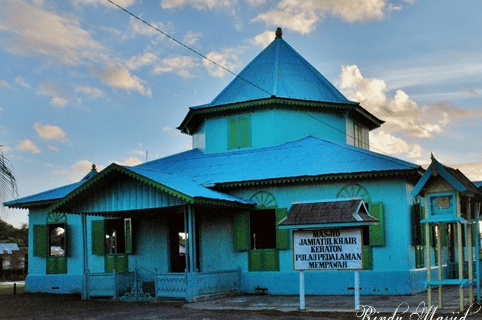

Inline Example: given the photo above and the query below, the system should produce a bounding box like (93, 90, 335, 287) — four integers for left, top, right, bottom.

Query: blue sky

(1, 0, 481, 227)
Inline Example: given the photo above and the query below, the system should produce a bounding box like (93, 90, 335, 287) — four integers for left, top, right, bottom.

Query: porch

(86, 266, 241, 302)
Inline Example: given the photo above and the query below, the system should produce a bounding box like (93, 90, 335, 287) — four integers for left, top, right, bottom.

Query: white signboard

(293, 228, 363, 270)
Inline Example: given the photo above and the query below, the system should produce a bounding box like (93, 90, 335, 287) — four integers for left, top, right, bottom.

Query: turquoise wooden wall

(70, 176, 185, 213)
(193, 108, 348, 153)
(24, 174, 436, 296)
(224, 177, 422, 295)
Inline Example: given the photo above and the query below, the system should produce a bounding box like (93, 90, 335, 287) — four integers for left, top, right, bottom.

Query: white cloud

(253, 31, 275, 48)
(15, 77, 30, 89)
(114, 157, 143, 166)
(37, 83, 70, 107)
(75, 85, 104, 99)
(153, 56, 199, 78)
(203, 47, 243, 78)
(183, 31, 201, 46)
(0, 79, 11, 88)
(47, 145, 59, 152)
(73, 0, 136, 7)
(450, 162, 482, 182)
(124, 16, 171, 43)
(370, 130, 423, 158)
(0, 0, 104, 65)
(33, 122, 67, 142)
(92, 63, 152, 96)
(339, 64, 482, 139)
(17, 139, 41, 154)
(125, 52, 158, 70)
(254, 0, 412, 35)
(160, 0, 234, 10)
(54, 159, 105, 182)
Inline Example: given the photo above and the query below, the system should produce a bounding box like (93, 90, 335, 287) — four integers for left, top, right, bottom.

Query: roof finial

(92, 164, 97, 171)
(275, 27, 282, 39)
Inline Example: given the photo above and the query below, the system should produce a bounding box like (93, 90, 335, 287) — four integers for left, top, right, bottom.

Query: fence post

(113, 269, 117, 301)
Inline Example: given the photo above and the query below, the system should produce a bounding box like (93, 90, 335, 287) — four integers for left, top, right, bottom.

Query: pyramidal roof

(209, 28, 353, 107)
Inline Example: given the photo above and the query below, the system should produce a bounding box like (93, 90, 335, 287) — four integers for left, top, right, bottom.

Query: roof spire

(275, 27, 282, 39)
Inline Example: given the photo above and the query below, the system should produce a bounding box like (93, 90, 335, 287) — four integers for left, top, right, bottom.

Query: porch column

(81, 213, 89, 300)
(185, 204, 198, 301)
(187, 205, 197, 273)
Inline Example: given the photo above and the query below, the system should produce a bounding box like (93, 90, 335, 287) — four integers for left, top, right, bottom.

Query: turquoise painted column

(183, 206, 189, 273)
(185, 205, 198, 301)
(81, 213, 89, 300)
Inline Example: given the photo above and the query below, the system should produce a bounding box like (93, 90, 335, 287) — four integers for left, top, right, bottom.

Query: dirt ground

(0, 293, 363, 320)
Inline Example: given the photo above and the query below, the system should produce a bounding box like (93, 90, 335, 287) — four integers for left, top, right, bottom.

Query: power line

(106, 0, 272, 97)
(107, 0, 401, 160)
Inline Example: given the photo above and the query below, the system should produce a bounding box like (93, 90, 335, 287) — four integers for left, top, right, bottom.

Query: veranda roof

(279, 198, 378, 229)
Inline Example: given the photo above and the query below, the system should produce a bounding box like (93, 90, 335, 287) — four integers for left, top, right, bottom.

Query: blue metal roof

(207, 35, 353, 107)
(125, 166, 254, 205)
(136, 136, 421, 186)
(7, 136, 421, 209)
(3, 167, 98, 208)
(0, 243, 20, 254)
(412, 155, 480, 197)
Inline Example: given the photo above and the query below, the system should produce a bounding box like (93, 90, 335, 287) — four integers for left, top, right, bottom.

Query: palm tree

(0, 146, 18, 204)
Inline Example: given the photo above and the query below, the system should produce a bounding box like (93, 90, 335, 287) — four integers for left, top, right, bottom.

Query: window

(354, 123, 369, 149)
(228, 115, 251, 149)
(250, 210, 276, 250)
(49, 224, 66, 257)
(233, 208, 289, 272)
(92, 218, 133, 273)
(33, 213, 68, 274)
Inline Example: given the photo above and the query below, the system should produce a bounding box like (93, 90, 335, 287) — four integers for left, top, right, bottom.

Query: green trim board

(179, 97, 384, 134)
(216, 169, 422, 189)
(48, 163, 254, 215)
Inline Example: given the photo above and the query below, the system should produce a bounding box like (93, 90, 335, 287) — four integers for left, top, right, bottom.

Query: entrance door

(169, 214, 187, 273)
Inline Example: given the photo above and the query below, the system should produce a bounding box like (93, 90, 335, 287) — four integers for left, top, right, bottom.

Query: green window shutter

(411, 203, 422, 246)
(264, 250, 279, 271)
(105, 254, 116, 273)
(46, 256, 56, 274)
(124, 218, 133, 254)
(415, 245, 424, 268)
(249, 251, 263, 271)
(228, 118, 238, 149)
(63, 223, 70, 258)
(233, 212, 250, 251)
(56, 256, 67, 274)
(369, 202, 385, 247)
(116, 254, 129, 272)
(275, 209, 289, 250)
(238, 116, 251, 148)
(33, 225, 47, 257)
(92, 220, 105, 255)
(248, 250, 279, 272)
(362, 246, 373, 270)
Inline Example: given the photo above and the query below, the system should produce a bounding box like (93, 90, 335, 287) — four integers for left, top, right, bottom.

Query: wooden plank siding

(71, 177, 186, 213)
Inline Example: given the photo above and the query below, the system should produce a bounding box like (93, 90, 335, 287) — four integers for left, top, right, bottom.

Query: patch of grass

(0, 282, 25, 295)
